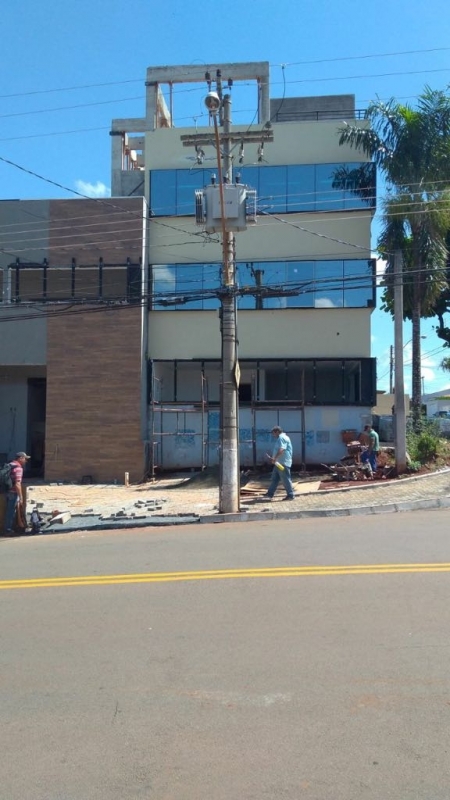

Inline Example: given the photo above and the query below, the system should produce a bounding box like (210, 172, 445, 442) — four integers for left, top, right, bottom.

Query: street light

(389, 335, 426, 393)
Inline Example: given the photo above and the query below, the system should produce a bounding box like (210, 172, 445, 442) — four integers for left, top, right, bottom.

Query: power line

(4, 259, 450, 320)
(0, 95, 145, 120)
(277, 46, 450, 68)
(3, 185, 449, 242)
(2, 65, 450, 123)
(1, 46, 448, 101)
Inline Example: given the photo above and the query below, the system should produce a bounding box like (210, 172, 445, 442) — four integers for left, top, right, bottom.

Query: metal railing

(273, 108, 366, 123)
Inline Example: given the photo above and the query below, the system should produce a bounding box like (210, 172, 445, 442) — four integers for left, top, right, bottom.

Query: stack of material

(240, 479, 321, 497)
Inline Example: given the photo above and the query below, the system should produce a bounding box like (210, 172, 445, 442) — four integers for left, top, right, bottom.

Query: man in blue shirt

(265, 426, 295, 501)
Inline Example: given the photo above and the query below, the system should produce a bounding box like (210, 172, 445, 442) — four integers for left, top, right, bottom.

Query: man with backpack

(1, 452, 30, 536)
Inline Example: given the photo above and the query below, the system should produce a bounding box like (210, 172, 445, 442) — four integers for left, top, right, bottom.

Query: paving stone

(25, 468, 450, 526)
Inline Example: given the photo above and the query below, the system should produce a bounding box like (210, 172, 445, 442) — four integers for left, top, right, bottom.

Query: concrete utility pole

(394, 250, 407, 474)
(218, 93, 240, 513)
(182, 79, 273, 513)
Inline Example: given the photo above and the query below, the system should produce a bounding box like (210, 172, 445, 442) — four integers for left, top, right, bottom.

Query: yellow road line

(1, 563, 450, 590)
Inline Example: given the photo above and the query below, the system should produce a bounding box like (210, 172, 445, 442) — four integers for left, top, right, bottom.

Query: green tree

(338, 87, 450, 430)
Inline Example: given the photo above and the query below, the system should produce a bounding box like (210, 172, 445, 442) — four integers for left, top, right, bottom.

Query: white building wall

(150, 405, 371, 470)
(148, 308, 371, 360)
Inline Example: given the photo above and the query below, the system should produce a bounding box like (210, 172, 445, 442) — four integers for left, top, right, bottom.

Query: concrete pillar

(110, 134, 124, 197)
(145, 82, 158, 130)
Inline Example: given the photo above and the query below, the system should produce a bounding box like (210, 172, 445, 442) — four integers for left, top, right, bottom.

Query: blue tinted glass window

(202, 264, 221, 309)
(236, 262, 259, 309)
(151, 171, 176, 216)
(286, 261, 314, 307)
(176, 264, 204, 309)
(259, 166, 287, 213)
(260, 262, 287, 308)
(342, 163, 376, 209)
(315, 261, 344, 308)
(239, 166, 259, 195)
(152, 265, 177, 307)
(287, 166, 315, 212)
(344, 260, 374, 307)
(150, 162, 374, 217)
(316, 164, 345, 211)
(152, 260, 374, 311)
(176, 170, 204, 216)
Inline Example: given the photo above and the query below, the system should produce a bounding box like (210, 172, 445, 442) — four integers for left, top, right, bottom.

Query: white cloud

(374, 255, 387, 286)
(75, 179, 110, 198)
(314, 297, 341, 309)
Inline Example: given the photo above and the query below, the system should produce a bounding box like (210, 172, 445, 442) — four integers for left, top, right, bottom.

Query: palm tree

(338, 87, 450, 430)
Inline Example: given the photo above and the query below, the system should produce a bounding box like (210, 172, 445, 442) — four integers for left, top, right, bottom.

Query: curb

(38, 494, 450, 533)
(198, 495, 450, 524)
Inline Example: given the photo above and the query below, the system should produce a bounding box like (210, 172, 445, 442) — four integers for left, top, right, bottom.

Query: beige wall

(145, 119, 370, 172)
(373, 392, 409, 416)
(149, 211, 371, 265)
(148, 308, 371, 360)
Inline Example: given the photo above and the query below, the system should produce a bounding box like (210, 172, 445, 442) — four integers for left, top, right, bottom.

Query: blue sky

(1, 0, 450, 394)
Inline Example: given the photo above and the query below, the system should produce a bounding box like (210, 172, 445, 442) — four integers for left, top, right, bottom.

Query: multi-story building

(111, 61, 376, 471)
(0, 60, 376, 480)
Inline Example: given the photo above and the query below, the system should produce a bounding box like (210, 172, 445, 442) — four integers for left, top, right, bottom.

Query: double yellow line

(1, 562, 450, 591)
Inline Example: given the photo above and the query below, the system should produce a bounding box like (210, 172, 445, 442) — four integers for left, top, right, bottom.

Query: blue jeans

(267, 465, 295, 498)
(361, 450, 377, 472)
(4, 491, 19, 531)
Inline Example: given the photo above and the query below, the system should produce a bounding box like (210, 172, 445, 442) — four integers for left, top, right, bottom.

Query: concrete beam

(146, 61, 269, 84)
(110, 118, 147, 133)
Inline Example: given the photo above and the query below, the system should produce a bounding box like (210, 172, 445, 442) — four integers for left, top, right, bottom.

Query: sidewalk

(20, 467, 450, 533)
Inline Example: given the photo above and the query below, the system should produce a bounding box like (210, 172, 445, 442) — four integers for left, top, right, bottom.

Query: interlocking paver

(24, 468, 450, 527)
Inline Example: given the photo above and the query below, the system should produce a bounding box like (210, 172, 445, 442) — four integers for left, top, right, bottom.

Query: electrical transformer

(195, 182, 257, 233)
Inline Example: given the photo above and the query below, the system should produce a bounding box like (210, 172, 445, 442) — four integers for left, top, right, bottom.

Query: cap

(15, 452, 31, 460)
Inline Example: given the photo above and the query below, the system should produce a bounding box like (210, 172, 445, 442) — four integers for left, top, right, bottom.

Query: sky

(1, 0, 450, 395)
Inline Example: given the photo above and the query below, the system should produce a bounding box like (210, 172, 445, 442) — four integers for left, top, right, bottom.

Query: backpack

(0, 462, 14, 492)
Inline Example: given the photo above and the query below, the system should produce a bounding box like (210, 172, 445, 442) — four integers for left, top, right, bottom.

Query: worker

(360, 424, 380, 476)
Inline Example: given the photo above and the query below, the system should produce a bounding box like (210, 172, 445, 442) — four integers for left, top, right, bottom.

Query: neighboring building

(0, 60, 377, 479)
(423, 388, 450, 418)
(373, 391, 410, 417)
(0, 198, 148, 482)
(111, 61, 376, 470)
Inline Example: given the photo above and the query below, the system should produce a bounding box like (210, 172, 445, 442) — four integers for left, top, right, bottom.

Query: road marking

(1, 562, 450, 590)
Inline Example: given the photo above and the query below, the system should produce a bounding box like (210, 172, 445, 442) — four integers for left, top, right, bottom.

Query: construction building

(0, 60, 376, 480)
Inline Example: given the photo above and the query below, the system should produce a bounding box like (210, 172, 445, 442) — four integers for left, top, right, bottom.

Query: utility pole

(394, 250, 407, 474)
(182, 78, 273, 513)
(219, 92, 239, 513)
(389, 344, 394, 394)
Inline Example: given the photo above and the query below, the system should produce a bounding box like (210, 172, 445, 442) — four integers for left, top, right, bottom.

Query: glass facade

(150, 162, 376, 217)
(151, 259, 375, 310)
(151, 358, 376, 406)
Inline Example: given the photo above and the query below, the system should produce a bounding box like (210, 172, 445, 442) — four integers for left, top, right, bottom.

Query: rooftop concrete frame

(145, 61, 270, 128)
(111, 61, 270, 196)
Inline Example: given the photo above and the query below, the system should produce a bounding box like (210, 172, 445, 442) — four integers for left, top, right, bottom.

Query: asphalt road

(1, 511, 450, 800)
